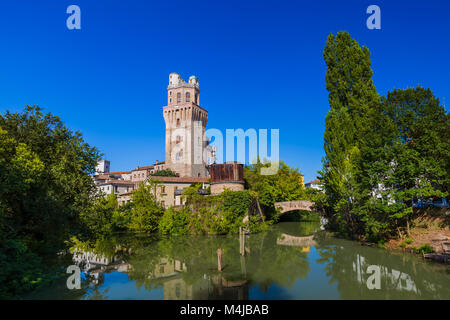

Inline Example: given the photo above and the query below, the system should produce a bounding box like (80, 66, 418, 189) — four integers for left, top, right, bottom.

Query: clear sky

(0, 0, 449, 182)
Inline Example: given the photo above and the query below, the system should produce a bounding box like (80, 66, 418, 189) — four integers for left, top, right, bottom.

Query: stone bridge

(274, 200, 314, 214)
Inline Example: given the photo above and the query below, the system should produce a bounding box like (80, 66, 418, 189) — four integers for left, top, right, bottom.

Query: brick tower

(163, 73, 209, 177)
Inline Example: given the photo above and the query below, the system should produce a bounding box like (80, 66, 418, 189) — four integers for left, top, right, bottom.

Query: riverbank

(384, 208, 449, 263)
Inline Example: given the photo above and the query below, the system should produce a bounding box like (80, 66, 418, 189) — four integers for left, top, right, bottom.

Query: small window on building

(176, 118, 181, 127)
(169, 91, 172, 96)
(169, 98, 172, 103)
(195, 93, 198, 104)
(161, 186, 165, 194)
(186, 92, 190, 102)
(177, 92, 181, 103)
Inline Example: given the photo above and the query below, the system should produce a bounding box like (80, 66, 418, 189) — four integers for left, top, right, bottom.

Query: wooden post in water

(240, 227, 245, 256)
(217, 248, 223, 271)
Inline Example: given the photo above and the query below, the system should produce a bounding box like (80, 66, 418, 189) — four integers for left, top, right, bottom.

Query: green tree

(128, 183, 164, 233)
(149, 168, 177, 177)
(80, 193, 119, 235)
(379, 87, 449, 236)
(244, 159, 306, 219)
(320, 31, 382, 238)
(0, 105, 101, 250)
(320, 32, 450, 241)
(0, 105, 100, 297)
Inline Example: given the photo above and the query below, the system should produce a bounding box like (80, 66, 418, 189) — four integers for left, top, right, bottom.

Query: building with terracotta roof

(98, 180, 135, 196)
(304, 179, 322, 190)
(115, 176, 209, 208)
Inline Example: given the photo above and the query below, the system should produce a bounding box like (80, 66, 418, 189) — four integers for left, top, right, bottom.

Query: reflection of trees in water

(84, 286, 110, 300)
(30, 222, 450, 300)
(68, 225, 315, 299)
(314, 235, 450, 299)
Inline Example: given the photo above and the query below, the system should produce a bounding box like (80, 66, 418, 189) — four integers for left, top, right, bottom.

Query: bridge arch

(274, 200, 314, 215)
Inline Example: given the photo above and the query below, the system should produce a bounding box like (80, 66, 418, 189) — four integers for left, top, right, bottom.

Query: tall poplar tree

(320, 31, 381, 237)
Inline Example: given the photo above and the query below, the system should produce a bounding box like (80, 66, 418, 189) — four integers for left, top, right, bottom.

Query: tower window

(169, 91, 172, 96)
(186, 92, 190, 102)
(195, 93, 198, 104)
(176, 118, 181, 127)
(177, 92, 181, 103)
(169, 98, 172, 103)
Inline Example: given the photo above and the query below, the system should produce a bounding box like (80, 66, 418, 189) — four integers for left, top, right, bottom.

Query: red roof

(305, 179, 321, 185)
(146, 176, 208, 183)
(99, 180, 135, 186)
(106, 171, 131, 175)
(132, 165, 154, 171)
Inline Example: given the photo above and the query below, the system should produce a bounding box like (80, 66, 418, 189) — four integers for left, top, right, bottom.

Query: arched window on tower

(177, 92, 181, 103)
(186, 92, 190, 102)
(195, 93, 198, 104)
(176, 118, 181, 127)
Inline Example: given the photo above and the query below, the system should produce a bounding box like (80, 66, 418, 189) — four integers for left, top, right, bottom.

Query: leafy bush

(416, 244, 433, 254)
(149, 168, 177, 177)
(159, 207, 189, 235)
(128, 184, 164, 233)
(0, 237, 59, 299)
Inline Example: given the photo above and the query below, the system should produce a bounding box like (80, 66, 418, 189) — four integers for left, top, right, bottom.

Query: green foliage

(244, 159, 306, 219)
(181, 183, 205, 207)
(0, 106, 100, 298)
(319, 32, 450, 242)
(128, 183, 164, 233)
(158, 207, 189, 235)
(148, 168, 177, 177)
(80, 193, 121, 235)
(221, 189, 254, 218)
(0, 105, 101, 249)
(0, 237, 51, 299)
(416, 244, 433, 254)
(164, 189, 269, 235)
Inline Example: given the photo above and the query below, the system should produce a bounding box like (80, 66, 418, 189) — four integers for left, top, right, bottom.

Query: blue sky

(0, 0, 449, 182)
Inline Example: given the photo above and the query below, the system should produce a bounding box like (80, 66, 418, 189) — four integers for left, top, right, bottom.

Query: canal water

(26, 221, 450, 300)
